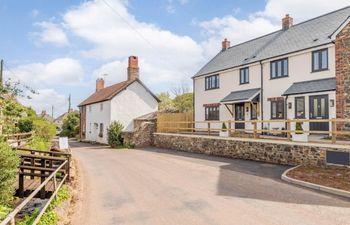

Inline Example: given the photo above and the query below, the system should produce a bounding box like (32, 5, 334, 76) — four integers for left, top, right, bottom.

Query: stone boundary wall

(122, 119, 156, 147)
(153, 133, 350, 166)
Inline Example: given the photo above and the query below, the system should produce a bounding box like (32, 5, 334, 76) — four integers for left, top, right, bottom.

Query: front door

(235, 103, 245, 130)
(309, 95, 329, 131)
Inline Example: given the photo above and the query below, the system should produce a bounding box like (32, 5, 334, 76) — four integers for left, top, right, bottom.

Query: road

(70, 141, 350, 225)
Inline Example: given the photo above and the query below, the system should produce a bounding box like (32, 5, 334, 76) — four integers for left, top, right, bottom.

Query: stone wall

(122, 119, 156, 147)
(336, 20, 350, 131)
(153, 133, 350, 166)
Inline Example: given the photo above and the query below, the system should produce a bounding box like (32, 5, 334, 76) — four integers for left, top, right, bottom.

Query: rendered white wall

(110, 81, 158, 132)
(85, 101, 111, 144)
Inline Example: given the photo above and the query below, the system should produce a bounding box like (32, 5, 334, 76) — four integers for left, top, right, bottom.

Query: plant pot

(219, 131, 229, 137)
(292, 133, 308, 142)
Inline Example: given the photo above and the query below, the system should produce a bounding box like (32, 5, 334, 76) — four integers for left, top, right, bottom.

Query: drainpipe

(192, 77, 195, 131)
(260, 61, 264, 130)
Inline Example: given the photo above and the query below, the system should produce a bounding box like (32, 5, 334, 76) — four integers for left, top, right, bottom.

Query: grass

(0, 204, 13, 222)
(16, 186, 70, 225)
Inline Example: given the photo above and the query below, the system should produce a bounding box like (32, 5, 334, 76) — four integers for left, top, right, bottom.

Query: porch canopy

(282, 77, 336, 96)
(220, 88, 260, 116)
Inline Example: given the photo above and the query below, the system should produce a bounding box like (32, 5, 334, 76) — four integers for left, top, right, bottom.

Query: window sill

(239, 82, 249, 85)
(270, 75, 289, 80)
(205, 87, 220, 91)
(311, 68, 329, 73)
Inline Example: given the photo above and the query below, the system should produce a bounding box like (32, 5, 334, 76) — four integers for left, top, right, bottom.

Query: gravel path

(70, 141, 350, 225)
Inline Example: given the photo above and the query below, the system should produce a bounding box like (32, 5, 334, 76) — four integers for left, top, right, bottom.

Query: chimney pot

(127, 56, 139, 81)
(96, 78, 105, 92)
(282, 14, 293, 30)
(222, 38, 230, 51)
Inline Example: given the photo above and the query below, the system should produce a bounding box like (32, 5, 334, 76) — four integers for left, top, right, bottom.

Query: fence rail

(3, 132, 33, 147)
(157, 118, 350, 144)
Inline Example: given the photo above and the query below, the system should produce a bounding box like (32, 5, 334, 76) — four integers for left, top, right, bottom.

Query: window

(240, 67, 249, 84)
(205, 106, 219, 120)
(100, 103, 103, 111)
(271, 100, 285, 119)
(99, 123, 104, 137)
(270, 58, 288, 79)
(251, 103, 258, 119)
(205, 75, 219, 90)
(295, 97, 305, 119)
(312, 48, 328, 72)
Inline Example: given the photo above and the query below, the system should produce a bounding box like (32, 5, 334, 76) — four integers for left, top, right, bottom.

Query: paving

(70, 141, 350, 225)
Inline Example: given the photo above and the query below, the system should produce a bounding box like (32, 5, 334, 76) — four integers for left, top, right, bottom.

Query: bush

(295, 122, 304, 134)
(107, 121, 124, 148)
(221, 122, 227, 131)
(60, 112, 80, 138)
(0, 142, 20, 205)
(25, 136, 50, 151)
(33, 119, 56, 141)
(18, 118, 33, 133)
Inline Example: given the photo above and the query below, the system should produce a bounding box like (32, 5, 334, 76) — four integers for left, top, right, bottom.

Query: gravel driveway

(70, 141, 350, 225)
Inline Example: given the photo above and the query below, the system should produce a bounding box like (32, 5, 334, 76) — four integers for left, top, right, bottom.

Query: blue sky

(1, 0, 349, 117)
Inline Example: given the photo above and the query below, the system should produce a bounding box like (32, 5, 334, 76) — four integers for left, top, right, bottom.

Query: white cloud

(19, 89, 68, 118)
(31, 9, 39, 17)
(198, 15, 280, 58)
(5, 58, 84, 88)
(32, 21, 69, 47)
(258, 0, 350, 22)
(63, 0, 203, 85)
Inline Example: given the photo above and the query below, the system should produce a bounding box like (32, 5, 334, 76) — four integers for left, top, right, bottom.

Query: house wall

(194, 44, 336, 131)
(194, 63, 261, 130)
(110, 81, 158, 132)
(85, 101, 111, 144)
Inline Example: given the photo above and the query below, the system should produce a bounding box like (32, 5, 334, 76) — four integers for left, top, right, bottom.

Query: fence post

(207, 122, 211, 136)
(40, 158, 46, 199)
(253, 121, 257, 139)
(19, 169, 24, 198)
(332, 119, 337, 144)
(286, 120, 291, 141)
(228, 120, 231, 137)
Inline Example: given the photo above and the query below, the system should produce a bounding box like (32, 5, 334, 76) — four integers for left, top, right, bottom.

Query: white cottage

(78, 56, 159, 144)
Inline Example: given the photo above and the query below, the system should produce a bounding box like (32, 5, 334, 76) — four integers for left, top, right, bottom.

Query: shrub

(26, 136, 50, 151)
(295, 122, 304, 134)
(107, 121, 124, 148)
(18, 118, 34, 133)
(221, 122, 227, 131)
(33, 119, 56, 141)
(60, 112, 80, 138)
(0, 142, 20, 205)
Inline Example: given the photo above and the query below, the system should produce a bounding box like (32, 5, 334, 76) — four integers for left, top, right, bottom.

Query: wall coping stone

(154, 133, 350, 151)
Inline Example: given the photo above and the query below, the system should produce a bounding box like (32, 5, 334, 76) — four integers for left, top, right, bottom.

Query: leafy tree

(173, 93, 193, 112)
(0, 142, 20, 205)
(60, 111, 80, 138)
(33, 118, 56, 141)
(157, 92, 175, 110)
(107, 121, 124, 148)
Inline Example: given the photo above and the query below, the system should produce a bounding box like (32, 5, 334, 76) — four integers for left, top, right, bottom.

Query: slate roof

(194, 6, 350, 77)
(282, 77, 336, 96)
(221, 88, 260, 103)
(78, 79, 160, 107)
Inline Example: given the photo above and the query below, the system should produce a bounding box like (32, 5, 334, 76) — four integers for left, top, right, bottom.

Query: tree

(173, 93, 193, 112)
(60, 111, 80, 138)
(157, 92, 175, 110)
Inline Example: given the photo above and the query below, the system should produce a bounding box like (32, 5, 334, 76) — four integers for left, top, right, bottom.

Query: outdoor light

(330, 99, 335, 107)
(288, 102, 292, 109)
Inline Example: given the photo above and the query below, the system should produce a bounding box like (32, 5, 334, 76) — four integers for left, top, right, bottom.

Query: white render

(85, 81, 158, 144)
(194, 45, 336, 132)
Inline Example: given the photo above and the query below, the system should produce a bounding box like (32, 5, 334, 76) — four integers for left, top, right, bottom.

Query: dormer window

(312, 48, 328, 72)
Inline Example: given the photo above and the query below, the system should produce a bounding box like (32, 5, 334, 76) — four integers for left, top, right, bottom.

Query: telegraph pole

(0, 59, 3, 86)
(52, 105, 54, 118)
(68, 94, 71, 113)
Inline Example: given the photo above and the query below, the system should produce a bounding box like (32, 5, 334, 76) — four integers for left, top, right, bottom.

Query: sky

(1, 0, 349, 117)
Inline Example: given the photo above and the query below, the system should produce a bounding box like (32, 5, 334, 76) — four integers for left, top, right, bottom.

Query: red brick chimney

(127, 56, 139, 81)
(96, 78, 104, 92)
(222, 38, 230, 51)
(282, 14, 293, 30)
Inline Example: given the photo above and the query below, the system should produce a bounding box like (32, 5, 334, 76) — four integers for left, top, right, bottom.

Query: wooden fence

(157, 112, 193, 133)
(3, 132, 33, 147)
(157, 117, 350, 144)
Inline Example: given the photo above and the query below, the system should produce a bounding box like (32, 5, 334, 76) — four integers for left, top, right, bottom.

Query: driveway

(70, 141, 350, 225)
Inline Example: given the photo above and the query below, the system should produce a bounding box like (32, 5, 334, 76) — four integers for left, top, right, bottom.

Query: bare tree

(171, 81, 190, 97)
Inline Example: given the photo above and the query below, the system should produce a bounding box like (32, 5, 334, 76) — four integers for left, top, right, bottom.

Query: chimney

(96, 78, 105, 92)
(127, 56, 139, 81)
(222, 38, 230, 51)
(282, 14, 293, 30)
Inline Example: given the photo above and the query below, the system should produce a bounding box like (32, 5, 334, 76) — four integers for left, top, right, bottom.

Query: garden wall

(153, 133, 350, 166)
